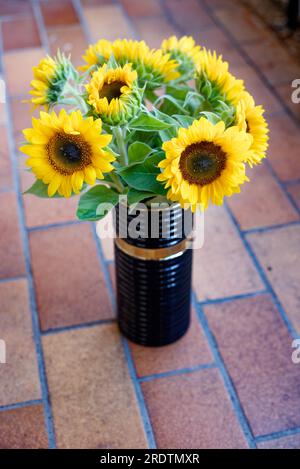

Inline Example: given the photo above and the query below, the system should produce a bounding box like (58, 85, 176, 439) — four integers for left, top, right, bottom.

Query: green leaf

(153, 109, 179, 142)
(77, 185, 119, 221)
(129, 111, 172, 132)
(118, 153, 166, 196)
(128, 142, 152, 165)
(198, 111, 222, 125)
(24, 179, 63, 198)
(127, 188, 156, 205)
(173, 114, 195, 128)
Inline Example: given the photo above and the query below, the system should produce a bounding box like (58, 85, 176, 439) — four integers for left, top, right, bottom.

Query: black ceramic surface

(114, 204, 193, 346)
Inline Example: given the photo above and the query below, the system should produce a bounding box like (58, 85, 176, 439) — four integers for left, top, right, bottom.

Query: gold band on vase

(115, 237, 193, 261)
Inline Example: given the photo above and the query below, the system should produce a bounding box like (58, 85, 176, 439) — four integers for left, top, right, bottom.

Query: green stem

(113, 126, 128, 166)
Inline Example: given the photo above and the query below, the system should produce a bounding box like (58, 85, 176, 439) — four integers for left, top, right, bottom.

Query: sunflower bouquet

(21, 36, 269, 218)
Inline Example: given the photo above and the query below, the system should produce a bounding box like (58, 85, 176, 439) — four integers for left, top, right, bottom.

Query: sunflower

(20, 109, 115, 197)
(81, 39, 180, 88)
(196, 48, 244, 106)
(157, 117, 253, 210)
(161, 36, 201, 76)
(86, 63, 141, 125)
(29, 53, 72, 109)
(236, 91, 269, 167)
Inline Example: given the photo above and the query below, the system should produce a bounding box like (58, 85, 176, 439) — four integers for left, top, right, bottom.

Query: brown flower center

(98, 81, 125, 103)
(179, 142, 226, 186)
(47, 132, 92, 175)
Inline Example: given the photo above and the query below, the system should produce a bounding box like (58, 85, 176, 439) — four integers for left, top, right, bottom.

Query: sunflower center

(47, 132, 92, 175)
(98, 81, 125, 103)
(179, 142, 226, 186)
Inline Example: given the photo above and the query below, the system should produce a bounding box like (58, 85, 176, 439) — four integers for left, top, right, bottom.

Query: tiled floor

(0, 0, 300, 449)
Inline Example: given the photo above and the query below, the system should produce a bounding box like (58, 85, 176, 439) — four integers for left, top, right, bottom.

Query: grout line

(255, 426, 300, 443)
(122, 338, 157, 449)
(0, 24, 56, 449)
(199, 289, 268, 306)
(138, 363, 217, 383)
(193, 293, 257, 449)
(225, 202, 298, 339)
(27, 219, 82, 232)
(201, 0, 300, 128)
(284, 178, 300, 187)
(42, 318, 116, 336)
(31, 0, 50, 54)
(116, 0, 139, 40)
(242, 219, 300, 235)
(0, 399, 43, 413)
(72, 0, 93, 43)
(0, 275, 27, 285)
(264, 160, 300, 218)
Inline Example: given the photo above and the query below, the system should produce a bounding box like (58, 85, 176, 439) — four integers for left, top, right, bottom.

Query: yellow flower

(196, 48, 244, 105)
(236, 91, 269, 166)
(20, 110, 115, 197)
(81, 38, 179, 87)
(157, 117, 253, 210)
(86, 63, 140, 125)
(161, 36, 201, 72)
(29, 53, 72, 109)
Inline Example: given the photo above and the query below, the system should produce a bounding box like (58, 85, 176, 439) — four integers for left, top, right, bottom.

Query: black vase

(114, 202, 193, 346)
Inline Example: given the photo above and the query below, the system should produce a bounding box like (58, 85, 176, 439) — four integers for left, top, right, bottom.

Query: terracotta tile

(120, 0, 162, 17)
(267, 113, 300, 181)
(0, 405, 47, 449)
(0, 0, 32, 16)
(257, 434, 300, 449)
(215, 5, 269, 42)
(130, 308, 212, 377)
(134, 17, 178, 48)
(29, 223, 114, 331)
(40, 0, 78, 27)
(3, 48, 45, 97)
(83, 5, 134, 42)
(142, 368, 248, 448)
(247, 226, 300, 334)
(208, 0, 239, 8)
(2, 16, 41, 51)
(22, 171, 78, 228)
(165, 0, 214, 32)
(0, 280, 41, 406)
(10, 97, 37, 145)
(0, 192, 25, 279)
(43, 324, 148, 448)
(47, 25, 88, 67)
(227, 164, 299, 230)
(0, 126, 13, 191)
(205, 294, 300, 436)
(231, 64, 282, 115)
(193, 205, 263, 301)
(244, 38, 300, 86)
(287, 183, 300, 211)
(276, 83, 300, 122)
(195, 27, 246, 66)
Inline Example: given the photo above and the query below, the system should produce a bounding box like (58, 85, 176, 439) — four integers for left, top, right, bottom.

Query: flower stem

(109, 172, 124, 193)
(113, 126, 128, 166)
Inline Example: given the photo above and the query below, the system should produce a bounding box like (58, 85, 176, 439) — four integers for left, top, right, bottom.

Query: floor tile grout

(225, 202, 298, 339)
(138, 363, 217, 383)
(0, 16, 56, 449)
(192, 292, 256, 449)
(0, 399, 43, 413)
